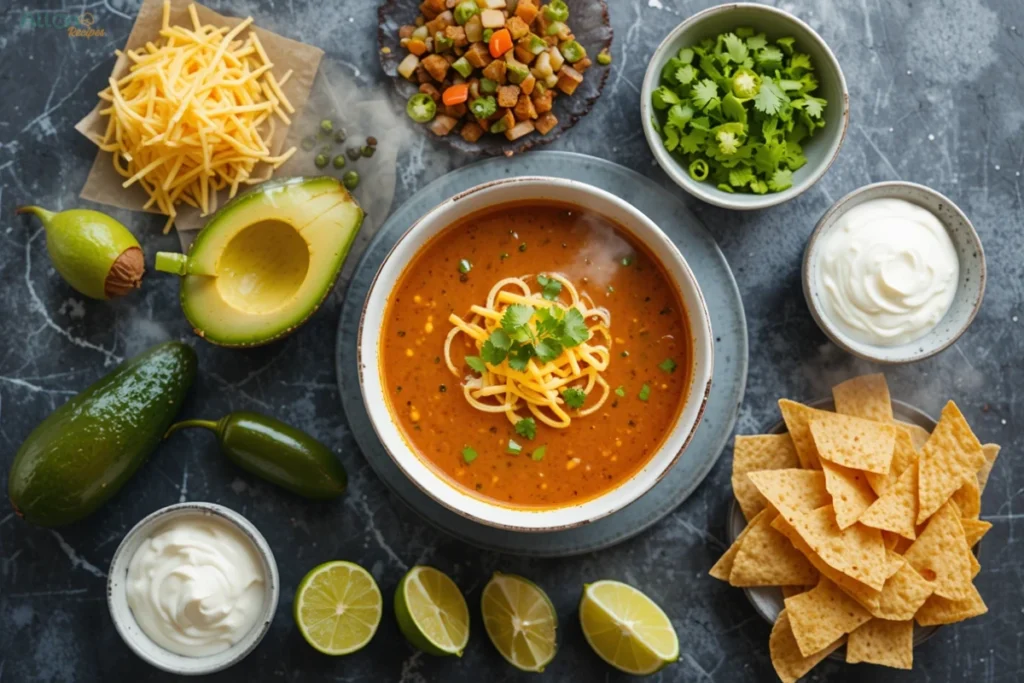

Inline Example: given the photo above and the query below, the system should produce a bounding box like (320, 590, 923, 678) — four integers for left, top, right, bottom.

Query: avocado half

(156, 177, 363, 347)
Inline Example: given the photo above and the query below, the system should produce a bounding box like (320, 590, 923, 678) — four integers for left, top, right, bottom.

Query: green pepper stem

(165, 419, 221, 439)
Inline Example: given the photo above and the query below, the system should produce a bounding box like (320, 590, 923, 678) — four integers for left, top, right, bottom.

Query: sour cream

(126, 515, 266, 657)
(816, 198, 959, 346)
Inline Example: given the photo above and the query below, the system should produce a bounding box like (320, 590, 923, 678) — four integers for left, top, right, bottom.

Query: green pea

(347, 147, 362, 161)
(334, 129, 347, 143)
(332, 155, 346, 169)
(320, 119, 334, 134)
(361, 145, 376, 158)
(343, 171, 360, 191)
(314, 153, 328, 169)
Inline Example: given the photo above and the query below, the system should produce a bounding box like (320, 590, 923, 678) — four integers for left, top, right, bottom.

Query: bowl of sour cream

(803, 181, 985, 363)
(108, 502, 280, 675)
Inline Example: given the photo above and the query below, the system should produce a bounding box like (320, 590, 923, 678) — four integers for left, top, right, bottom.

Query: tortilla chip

(899, 422, 932, 451)
(904, 502, 973, 601)
(782, 584, 813, 599)
(821, 460, 877, 529)
(732, 434, 801, 520)
(915, 583, 987, 626)
(769, 610, 844, 683)
(778, 399, 834, 470)
(846, 618, 913, 669)
(951, 475, 981, 519)
(866, 429, 919, 496)
(977, 443, 1001, 493)
(709, 509, 765, 581)
(882, 531, 901, 550)
(746, 469, 830, 519)
(874, 557, 935, 620)
(832, 374, 894, 423)
(785, 576, 872, 657)
(860, 462, 919, 540)
(917, 402, 986, 523)
(968, 548, 981, 578)
(771, 515, 884, 612)
(960, 518, 992, 548)
(784, 505, 889, 590)
(729, 513, 819, 587)
(811, 413, 897, 474)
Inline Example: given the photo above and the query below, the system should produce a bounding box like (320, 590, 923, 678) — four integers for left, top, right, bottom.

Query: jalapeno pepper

(560, 40, 586, 64)
(165, 412, 347, 499)
(544, 0, 569, 22)
(406, 93, 437, 123)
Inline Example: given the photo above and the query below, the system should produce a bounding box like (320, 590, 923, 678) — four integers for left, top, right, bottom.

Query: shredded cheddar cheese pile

(445, 274, 612, 429)
(88, 1, 296, 232)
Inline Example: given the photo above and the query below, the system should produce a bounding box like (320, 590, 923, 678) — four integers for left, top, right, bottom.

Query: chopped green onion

(658, 358, 678, 373)
(458, 258, 473, 274)
(462, 446, 478, 463)
(689, 158, 709, 181)
(614, 386, 626, 398)
(469, 96, 498, 119)
(621, 255, 634, 266)
(531, 445, 547, 461)
(507, 439, 523, 455)
(638, 384, 651, 401)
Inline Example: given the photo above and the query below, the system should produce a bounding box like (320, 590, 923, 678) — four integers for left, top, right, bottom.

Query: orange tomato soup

(381, 201, 692, 508)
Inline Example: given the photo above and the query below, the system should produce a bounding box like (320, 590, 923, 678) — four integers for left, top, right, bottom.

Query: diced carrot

(407, 39, 428, 56)
(489, 28, 513, 58)
(535, 112, 558, 135)
(514, 0, 538, 24)
(442, 83, 470, 106)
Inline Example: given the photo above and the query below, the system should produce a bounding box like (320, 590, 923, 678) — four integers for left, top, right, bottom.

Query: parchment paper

(74, 0, 323, 241)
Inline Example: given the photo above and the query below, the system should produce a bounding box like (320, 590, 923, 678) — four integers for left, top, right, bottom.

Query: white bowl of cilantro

(641, 3, 849, 210)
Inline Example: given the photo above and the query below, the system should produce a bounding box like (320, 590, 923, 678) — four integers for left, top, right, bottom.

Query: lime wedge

(579, 580, 679, 675)
(481, 572, 558, 672)
(394, 565, 470, 656)
(293, 561, 383, 655)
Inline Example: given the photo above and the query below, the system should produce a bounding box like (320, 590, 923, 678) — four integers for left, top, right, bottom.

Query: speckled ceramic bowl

(358, 176, 714, 532)
(107, 503, 279, 676)
(641, 3, 849, 210)
(803, 181, 985, 363)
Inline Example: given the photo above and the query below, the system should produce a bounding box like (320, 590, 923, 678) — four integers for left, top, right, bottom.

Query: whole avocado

(8, 341, 197, 526)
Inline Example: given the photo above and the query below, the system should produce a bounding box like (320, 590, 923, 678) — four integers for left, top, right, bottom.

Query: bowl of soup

(358, 177, 714, 531)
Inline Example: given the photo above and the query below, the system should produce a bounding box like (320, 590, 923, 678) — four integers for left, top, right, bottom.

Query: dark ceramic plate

(377, 0, 612, 156)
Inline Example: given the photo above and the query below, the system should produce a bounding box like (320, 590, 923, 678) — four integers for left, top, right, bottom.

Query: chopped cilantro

(536, 274, 563, 301)
(531, 445, 547, 461)
(658, 358, 678, 373)
(479, 301, 590, 374)
(515, 417, 537, 440)
(638, 383, 651, 402)
(462, 446, 478, 463)
(465, 356, 487, 373)
(507, 439, 523, 455)
(651, 30, 826, 195)
(614, 385, 626, 398)
(562, 387, 587, 409)
(621, 255, 634, 266)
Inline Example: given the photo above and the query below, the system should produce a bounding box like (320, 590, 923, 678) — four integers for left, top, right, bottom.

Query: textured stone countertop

(1, 0, 1022, 681)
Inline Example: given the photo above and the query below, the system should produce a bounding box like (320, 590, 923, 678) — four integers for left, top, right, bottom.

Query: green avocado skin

(7, 341, 197, 527)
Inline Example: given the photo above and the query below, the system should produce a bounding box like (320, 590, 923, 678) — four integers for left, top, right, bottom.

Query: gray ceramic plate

(336, 151, 748, 557)
(727, 398, 942, 656)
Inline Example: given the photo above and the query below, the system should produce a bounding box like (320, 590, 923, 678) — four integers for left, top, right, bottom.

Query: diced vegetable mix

(650, 29, 828, 194)
(398, 0, 598, 143)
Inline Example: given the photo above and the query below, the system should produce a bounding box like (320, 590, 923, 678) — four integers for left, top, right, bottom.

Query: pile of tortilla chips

(711, 374, 1000, 682)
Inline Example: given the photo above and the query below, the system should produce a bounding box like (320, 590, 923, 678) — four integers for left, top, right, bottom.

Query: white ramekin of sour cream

(804, 181, 985, 364)
(108, 502, 280, 675)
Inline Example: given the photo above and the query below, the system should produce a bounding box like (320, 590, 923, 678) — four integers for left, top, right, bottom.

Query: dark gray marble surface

(1, 0, 1022, 681)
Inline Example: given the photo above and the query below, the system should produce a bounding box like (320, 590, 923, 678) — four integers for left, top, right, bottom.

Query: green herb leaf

(536, 274, 563, 301)
(534, 338, 564, 363)
(507, 439, 522, 455)
(462, 446, 478, 463)
(508, 344, 534, 371)
(722, 33, 748, 63)
(481, 333, 510, 365)
(768, 168, 793, 192)
(638, 383, 651, 402)
(753, 78, 788, 115)
(658, 358, 678, 373)
(562, 387, 587, 409)
(501, 304, 535, 333)
(691, 79, 720, 111)
(465, 356, 487, 373)
(614, 386, 626, 398)
(531, 445, 547, 461)
(515, 417, 537, 440)
(558, 308, 590, 347)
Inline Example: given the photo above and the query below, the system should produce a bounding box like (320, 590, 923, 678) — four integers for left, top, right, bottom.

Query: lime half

(294, 561, 383, 655)
(481, 572, 558, 672)
(394, 565, 470, 656)
(579, 580, 679, 675)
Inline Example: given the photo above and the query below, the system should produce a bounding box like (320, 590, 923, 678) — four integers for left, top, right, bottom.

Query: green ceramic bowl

(641, 3, 849, 210)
